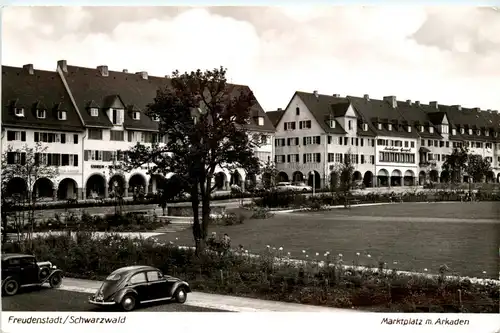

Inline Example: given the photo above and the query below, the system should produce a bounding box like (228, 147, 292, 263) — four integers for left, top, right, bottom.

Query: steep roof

(266, 109, 285, 127)
(396, 102, 442, 139)
(2, 65, 84, 132)
(229, 84, 276, 133)
(294, 91, 347, 134)
(436, 105, 493, 142)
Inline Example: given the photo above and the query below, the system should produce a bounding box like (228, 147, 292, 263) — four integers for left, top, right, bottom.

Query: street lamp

(309, 171, 316, 196)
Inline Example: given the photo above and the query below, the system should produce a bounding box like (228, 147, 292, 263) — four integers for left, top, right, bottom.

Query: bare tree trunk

(191, 186, 203, 256)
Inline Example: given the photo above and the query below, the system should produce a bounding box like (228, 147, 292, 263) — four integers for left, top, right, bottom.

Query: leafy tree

(157, 175, 188, 216)
(331, 149, 355, 207)
(442, 146, 468, 183)
(465, 154, 492, 183)
(1, 143, 59, 246)
(260, 160, 279, 189)
(119, 67, 262, 253)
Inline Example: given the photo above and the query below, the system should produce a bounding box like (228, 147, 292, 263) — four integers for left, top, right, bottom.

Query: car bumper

(88, 298, 116, 306)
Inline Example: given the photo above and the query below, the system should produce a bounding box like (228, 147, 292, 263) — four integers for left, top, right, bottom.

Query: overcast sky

(3, 6, 500, 111)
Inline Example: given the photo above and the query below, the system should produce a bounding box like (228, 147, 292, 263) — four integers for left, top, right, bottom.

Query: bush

(250, 208, 274, 219)
(3, 234, 498, 313)
(254, 192, 308, 208)
(210, 213, 245, 226)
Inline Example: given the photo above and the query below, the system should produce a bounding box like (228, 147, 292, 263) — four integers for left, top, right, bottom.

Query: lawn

(154, 202, 499, 279)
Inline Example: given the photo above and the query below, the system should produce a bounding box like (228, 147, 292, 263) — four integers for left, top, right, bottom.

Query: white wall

(376, 135, 419, 182)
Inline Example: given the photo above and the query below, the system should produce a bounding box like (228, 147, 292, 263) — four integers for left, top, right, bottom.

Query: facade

(2, 61, 275, 200)
(268, 91, 500, 189)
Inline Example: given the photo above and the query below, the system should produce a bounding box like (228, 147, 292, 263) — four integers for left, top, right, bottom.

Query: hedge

(2, 233, 498, 313)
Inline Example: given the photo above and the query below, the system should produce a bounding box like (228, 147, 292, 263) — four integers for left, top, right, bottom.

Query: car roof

(2, 253, 35, 261)
(109, 265, 157, 276)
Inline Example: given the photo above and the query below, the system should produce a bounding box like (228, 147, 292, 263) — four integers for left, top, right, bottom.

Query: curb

(272, 202, 393, 214)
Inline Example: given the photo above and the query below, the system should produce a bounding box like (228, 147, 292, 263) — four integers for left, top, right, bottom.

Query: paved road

(2, 287, 227, 312)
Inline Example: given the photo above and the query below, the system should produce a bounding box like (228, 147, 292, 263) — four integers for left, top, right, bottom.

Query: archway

(245, 173, 257, 191)
(214, 172, 227, 190)
(463, 175, 470, 183)
(363, 171, 373, 188)
(292, 171, 303, 182)
(486, 171, 495, 183)
(418, 171, 426, 185)
(149, 174, 166, 193)
(57, 178, 78, 200)
(391, 169, 402, 186)
(86, 174, 106, 198)
(440, 170, 450, 183)
(403, 170, 415, 186)
(33, 178, 54, 199)
(330, 172, 339, 189)
(6, 177, 27, 199)
(129, 174, 147, 197)
(429, 170, 439, 183)
(377, 169, 389, 187)
(277, 172, 289, 182)
(307, 170, 321, 189)
(353, 171, 362, 182)
(109, 174, 126, 196)
(230, 171, 242, 187)
(497, 172, 500, 184)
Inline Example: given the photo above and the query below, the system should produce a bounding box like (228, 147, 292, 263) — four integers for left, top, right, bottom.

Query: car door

(7, 258, 22, 282)
(20, 257, 39, 284)
(128, 272, 150, 303)
(145, 270, 170, 300)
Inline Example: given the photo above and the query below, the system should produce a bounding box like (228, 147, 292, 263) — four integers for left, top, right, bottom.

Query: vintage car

(88, 265, 191, 311)
(291, 182, 313, 192)
(1, 253, 64, 296)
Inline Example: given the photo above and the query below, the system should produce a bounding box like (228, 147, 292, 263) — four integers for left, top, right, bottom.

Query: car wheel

(49, 273, 62, 288)
(303, 189, 308, 192)
(3, 279, 19, 296)
(121, 294, 136, 311)
(174, 287, 187, 304)
(39, 267, 50, 280)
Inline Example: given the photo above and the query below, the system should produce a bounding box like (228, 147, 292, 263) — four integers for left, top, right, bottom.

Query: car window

(106, 273, 121, 281)
(129, 272, 147, 285)
(20, 257, 35, 266)
(8, 258, 21, 266)
(146, 271, 162, 282)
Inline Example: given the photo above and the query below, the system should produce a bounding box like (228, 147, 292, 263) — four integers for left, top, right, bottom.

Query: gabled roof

(2, 66, 84, 132)
(293, 91, 347, 134)
(436, 105, 493, 142)
(396, 102, 442, 139)
(266, 109, 285, 127)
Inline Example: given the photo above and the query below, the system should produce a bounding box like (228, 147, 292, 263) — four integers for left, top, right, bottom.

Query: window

(452, 128, 457, 135)
(14, 108, 24, 117)
(73, 134, 78, 144)
(411, 142, 415, 148)
(421, 140, 425, 146)
(110, 109, 124, 125)
(428, 140, 432, 147)
(90, 108, 99, 117)
(260, 135, 269, 145)
(274, 155, 286, 163)
(377, 123, 382, 130)
(312, 136, 321, 144)
(61, 133, 66, 144)
(7, 152, 26, 165)
(274, 138, 286, 147)
(299, 120, 311, 129)
(146, 271, 162, 282)
(284, 122, 296, 131)
(485, 130, 489, 137)
(7, 131, 26, 142)
(88, 129, 103, 140)
(441, 125, 449, 134)
(133, 111, 140, 120)
(361, 155, 365, 164)
(329, 120, 336, 128)
(130, 272, 147, 285)
(58, 111, 67, 120)
(388, 124, 392, 131)
(20, 257, 35, 266)
(257, 117, 264, 126)
(445, 141, 449, 148)
(295, 107, 300, 116)
(460, 127, 465, 134)
(34, 132, 61, 143)
(420, 125, 424, 132)
(407, 126, 412, 133)
(429, 127, 434, 134)
(303, 137, 312, 145)
(36, 109, 46, 119)
(468, 129, 472, 135)
(370, 155, 375, 164)
(287, 154, 299, 163)
(348, 120, 352, 130)
(61, 154, 70, 166)
(303, 153, 313, 163)
(404, 141, 409, 148)
(362, 123, 368, 131)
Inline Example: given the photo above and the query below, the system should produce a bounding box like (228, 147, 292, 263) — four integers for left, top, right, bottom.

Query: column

(52, 187, 57, 201)
(124, 185, 129, 198)
(79, 188, 85, 200)
(104, 185, 109, 198)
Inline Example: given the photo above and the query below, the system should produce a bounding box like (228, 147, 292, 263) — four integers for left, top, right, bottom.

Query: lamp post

(310, 171, 316, 196)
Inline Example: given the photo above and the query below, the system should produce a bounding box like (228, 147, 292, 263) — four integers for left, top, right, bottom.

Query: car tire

(120, 294, 136, 311)
(39, 267, 50, 280)
(174, 287, 187, 304)
(303, 189, 308, 192)
(3, 278, 19, 296)
(49, 273, 62, 288)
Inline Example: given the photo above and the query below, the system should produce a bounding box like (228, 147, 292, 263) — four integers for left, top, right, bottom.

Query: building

(2, 61, 276, 200)
(268, 91, 500, 189)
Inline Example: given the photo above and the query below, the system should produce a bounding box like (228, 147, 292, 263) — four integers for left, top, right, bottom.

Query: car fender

(114, 288, 138, 303)
(171, 281, 191, 294)
(41, 269, 64, 283)
(1, 276, 15, 287)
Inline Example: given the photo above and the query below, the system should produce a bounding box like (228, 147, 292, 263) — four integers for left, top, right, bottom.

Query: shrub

(250, 208, 274, 219)
(211, 213, 245, 226)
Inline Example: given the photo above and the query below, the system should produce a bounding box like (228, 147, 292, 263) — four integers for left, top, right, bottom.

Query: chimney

(492, 110, 498, 114)
(332, 94, 340, 97)
(23, 64, 34, 75)
(136, 71, 148, 80)
(57, 60, 67, 73)
(363, 94, 370, 101)
(406, 99, 412, 105)
(383, 96, 397, 108)
(415, 101, 420, 106)
(473, 107, 480, 112)
(487, 109, 492, 112)
(429, 101, 438, 109)
(97, 65, 109, 77)
(122, 69, 128, 73)
(313, 90, 319, 98)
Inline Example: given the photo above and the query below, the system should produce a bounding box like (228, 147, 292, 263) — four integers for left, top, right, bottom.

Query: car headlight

(52, 265, 57, 269)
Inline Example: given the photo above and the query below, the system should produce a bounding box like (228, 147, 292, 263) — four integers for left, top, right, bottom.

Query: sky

(2, 6, 500, 111)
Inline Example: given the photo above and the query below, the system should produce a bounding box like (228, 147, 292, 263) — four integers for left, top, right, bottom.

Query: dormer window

(257, 116, 264, 126)
(460, 127, 465, 134)
(452, 128, 457, 136)
(377, 123, 382, 130)
(362, 123, 368, 131)
(329, 120, 336, 128)
(58, 110, 67, 120)
(468, 129, 472, 135)
(429, 127, 434, 134)
(476, 129, 481, 136)
(36, 109, 46, 119)
(420, 125, 424, 132)
(485, 130, 489, 136)
(14, 108, 24, 117)
(90, 108, 99, 117)
(407, 125, 411, 133)
(494, 132, 498, 138)
(133, 111, 140, 120)
(388, 124, 393, 131)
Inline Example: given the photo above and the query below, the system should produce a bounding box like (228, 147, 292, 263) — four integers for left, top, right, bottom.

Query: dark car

(1, 253, 64, 296)
(88, 265, 191, 311)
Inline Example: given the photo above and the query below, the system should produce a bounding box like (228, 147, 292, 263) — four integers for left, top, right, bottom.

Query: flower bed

(3, 233, 497, 313)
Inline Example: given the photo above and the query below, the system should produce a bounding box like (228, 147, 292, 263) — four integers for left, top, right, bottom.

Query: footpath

(60, 277, 355, 312)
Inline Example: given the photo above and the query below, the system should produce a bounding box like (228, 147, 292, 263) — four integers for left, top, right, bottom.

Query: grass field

(154, 202, 499, 279)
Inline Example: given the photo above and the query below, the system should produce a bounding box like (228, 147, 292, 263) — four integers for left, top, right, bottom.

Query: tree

(465, 154, 492, 183)
(260, 160, 279, 189)
(1, 143, 59, 246)
(331, 149, 355, 207)
(157, 175, 188, 216)
(120, 67, 262, 254)
(442, 146, 468, 184)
